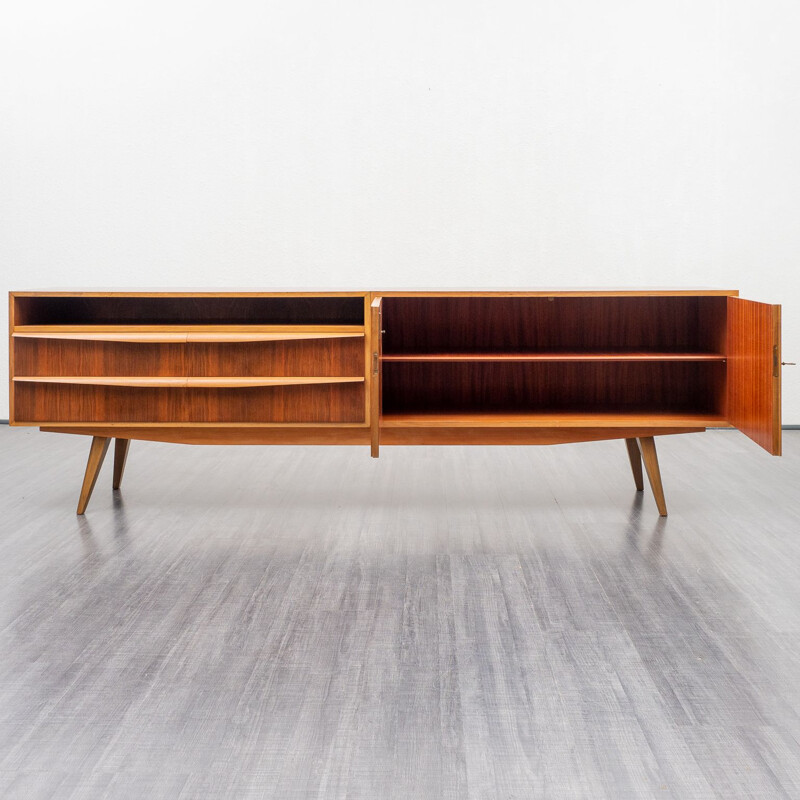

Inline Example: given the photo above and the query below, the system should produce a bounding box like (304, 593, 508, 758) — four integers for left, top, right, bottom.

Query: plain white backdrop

(1, 0, 798, 421)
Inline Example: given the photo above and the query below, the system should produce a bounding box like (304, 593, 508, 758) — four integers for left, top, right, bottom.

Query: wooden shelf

(381, 411, 729, 428)
(13, 325, 364, 344)
(14, 376, 364, 389)
(382, 351, 726, 362)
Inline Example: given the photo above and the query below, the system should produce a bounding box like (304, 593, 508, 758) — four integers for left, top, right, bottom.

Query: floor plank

(0, 426, 799, 798)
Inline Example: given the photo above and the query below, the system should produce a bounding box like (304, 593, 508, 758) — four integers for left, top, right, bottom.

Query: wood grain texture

(382, 361, 726, 416)
(15, 376, 365, 388)
(625, 438, 645, 491)
(382, 296, 728, 355)
(13, 330, 364, 343)
(639, 436, 668, 516)
(380, 426, 705, 446)
(380, 411, 727, 427)
(75, 435, 110, 514)
(15, 382, 366, 424)
(13, 294, 366, 326)
(41, 425, 373, 445)
(382, 351, 726, 362)
(40, 425, 704, 446)
(112, 438, 130, 490)
(370, 297, 382, 458)
(1, 425, 799, 799)
(8, 291, 15, 425)
(726, 297, 782, 455)
(13, 336, 365, 379)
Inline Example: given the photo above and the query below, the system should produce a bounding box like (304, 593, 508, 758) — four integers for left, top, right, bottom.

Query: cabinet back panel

(14, 296, 365, 326)
(383, 361, 726, 414)
(382, 297, 727, 354)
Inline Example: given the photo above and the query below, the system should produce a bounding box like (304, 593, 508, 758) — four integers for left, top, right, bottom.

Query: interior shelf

(13, 376, 364, 389)
(382, 351, 725, 362)
(381, 411, 729, 428)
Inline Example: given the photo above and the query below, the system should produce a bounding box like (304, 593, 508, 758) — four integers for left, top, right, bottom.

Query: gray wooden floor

(1, 426, 799, 799)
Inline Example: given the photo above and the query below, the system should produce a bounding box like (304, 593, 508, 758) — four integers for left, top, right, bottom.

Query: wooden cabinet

(8, 290, 782, 515)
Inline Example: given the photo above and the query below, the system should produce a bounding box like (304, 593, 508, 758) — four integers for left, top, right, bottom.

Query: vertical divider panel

(370, 296, 383, 456)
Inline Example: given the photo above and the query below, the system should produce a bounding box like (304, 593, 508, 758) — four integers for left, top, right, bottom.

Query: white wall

(1, 0, 798, 421)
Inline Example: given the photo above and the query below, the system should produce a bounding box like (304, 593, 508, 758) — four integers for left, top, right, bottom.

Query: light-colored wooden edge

(380, 413, 729, 428)
(369, 296, 382, 457)
(13, 331, 365, 343)
(10, 291, 369, 297)
(41, 426, 704, 447)
(43, 426, 373, 445)
(381, 427, 704, 446)
(8, 292, 14, 425)
(366, 289, 740, 298)
(14, 376, 365, 388)
(10, 289, 740, 298)
(364, 295, 372, 428)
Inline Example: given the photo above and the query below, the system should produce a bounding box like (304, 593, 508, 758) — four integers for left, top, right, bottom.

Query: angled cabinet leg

(625, 438, 644, 491)
(77, 436, 111, 515)
(113, 438, 130, 490)
(638, 437, 668, 517)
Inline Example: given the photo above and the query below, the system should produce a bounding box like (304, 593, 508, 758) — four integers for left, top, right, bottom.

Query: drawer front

(13, 382, 366, 424)
(12, 336, 367, 424)
(13, 337, 364, 378)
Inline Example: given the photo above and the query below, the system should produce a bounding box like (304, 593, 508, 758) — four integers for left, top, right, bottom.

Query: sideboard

(8, 290, 782, 515)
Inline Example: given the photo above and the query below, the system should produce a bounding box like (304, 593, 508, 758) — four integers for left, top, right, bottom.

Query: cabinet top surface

(10, 288, 739, 297)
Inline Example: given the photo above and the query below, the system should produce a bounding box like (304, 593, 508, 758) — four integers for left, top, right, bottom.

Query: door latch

(774, 347, 795, 376)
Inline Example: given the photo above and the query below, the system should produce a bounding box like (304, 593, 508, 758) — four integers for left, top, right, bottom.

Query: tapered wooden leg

(113, 438, 130, 490)
(638, 437, 667, 517)
(625, 438, 644, 491)
(77, 436, 110, 515)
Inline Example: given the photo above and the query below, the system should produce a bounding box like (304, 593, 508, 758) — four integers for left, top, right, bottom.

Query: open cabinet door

(727, 297, 781, 455)
(370, 296, 383, 457)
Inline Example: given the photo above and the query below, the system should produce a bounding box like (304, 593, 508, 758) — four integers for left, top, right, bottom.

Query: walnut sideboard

(8, 290, 783, 516)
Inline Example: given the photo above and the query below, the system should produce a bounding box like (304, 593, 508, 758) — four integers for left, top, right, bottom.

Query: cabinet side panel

(726, 297, 781, 454)
(8, 294, 15, 423)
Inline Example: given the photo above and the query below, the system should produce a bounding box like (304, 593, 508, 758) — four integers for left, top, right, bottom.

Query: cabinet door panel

(726, 297, 781, 454)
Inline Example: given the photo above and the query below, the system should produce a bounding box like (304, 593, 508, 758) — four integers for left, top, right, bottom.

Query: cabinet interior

(14, 295, 365, 327)
(381, 296, 729, 420)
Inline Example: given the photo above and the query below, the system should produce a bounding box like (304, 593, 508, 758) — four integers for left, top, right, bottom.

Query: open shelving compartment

(379, 295, 730, 427)
(12, 293, 366, 327)
(10, 292, 370, 425)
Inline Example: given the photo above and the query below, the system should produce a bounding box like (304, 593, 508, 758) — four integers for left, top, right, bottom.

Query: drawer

(13, 380, 366, 424)
(11, 328, 368, 424)
(12, 335, 365, 378)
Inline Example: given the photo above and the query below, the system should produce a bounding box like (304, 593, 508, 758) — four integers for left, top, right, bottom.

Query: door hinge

(372, 352, 379, 375)
(773, 345, 779, 377)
